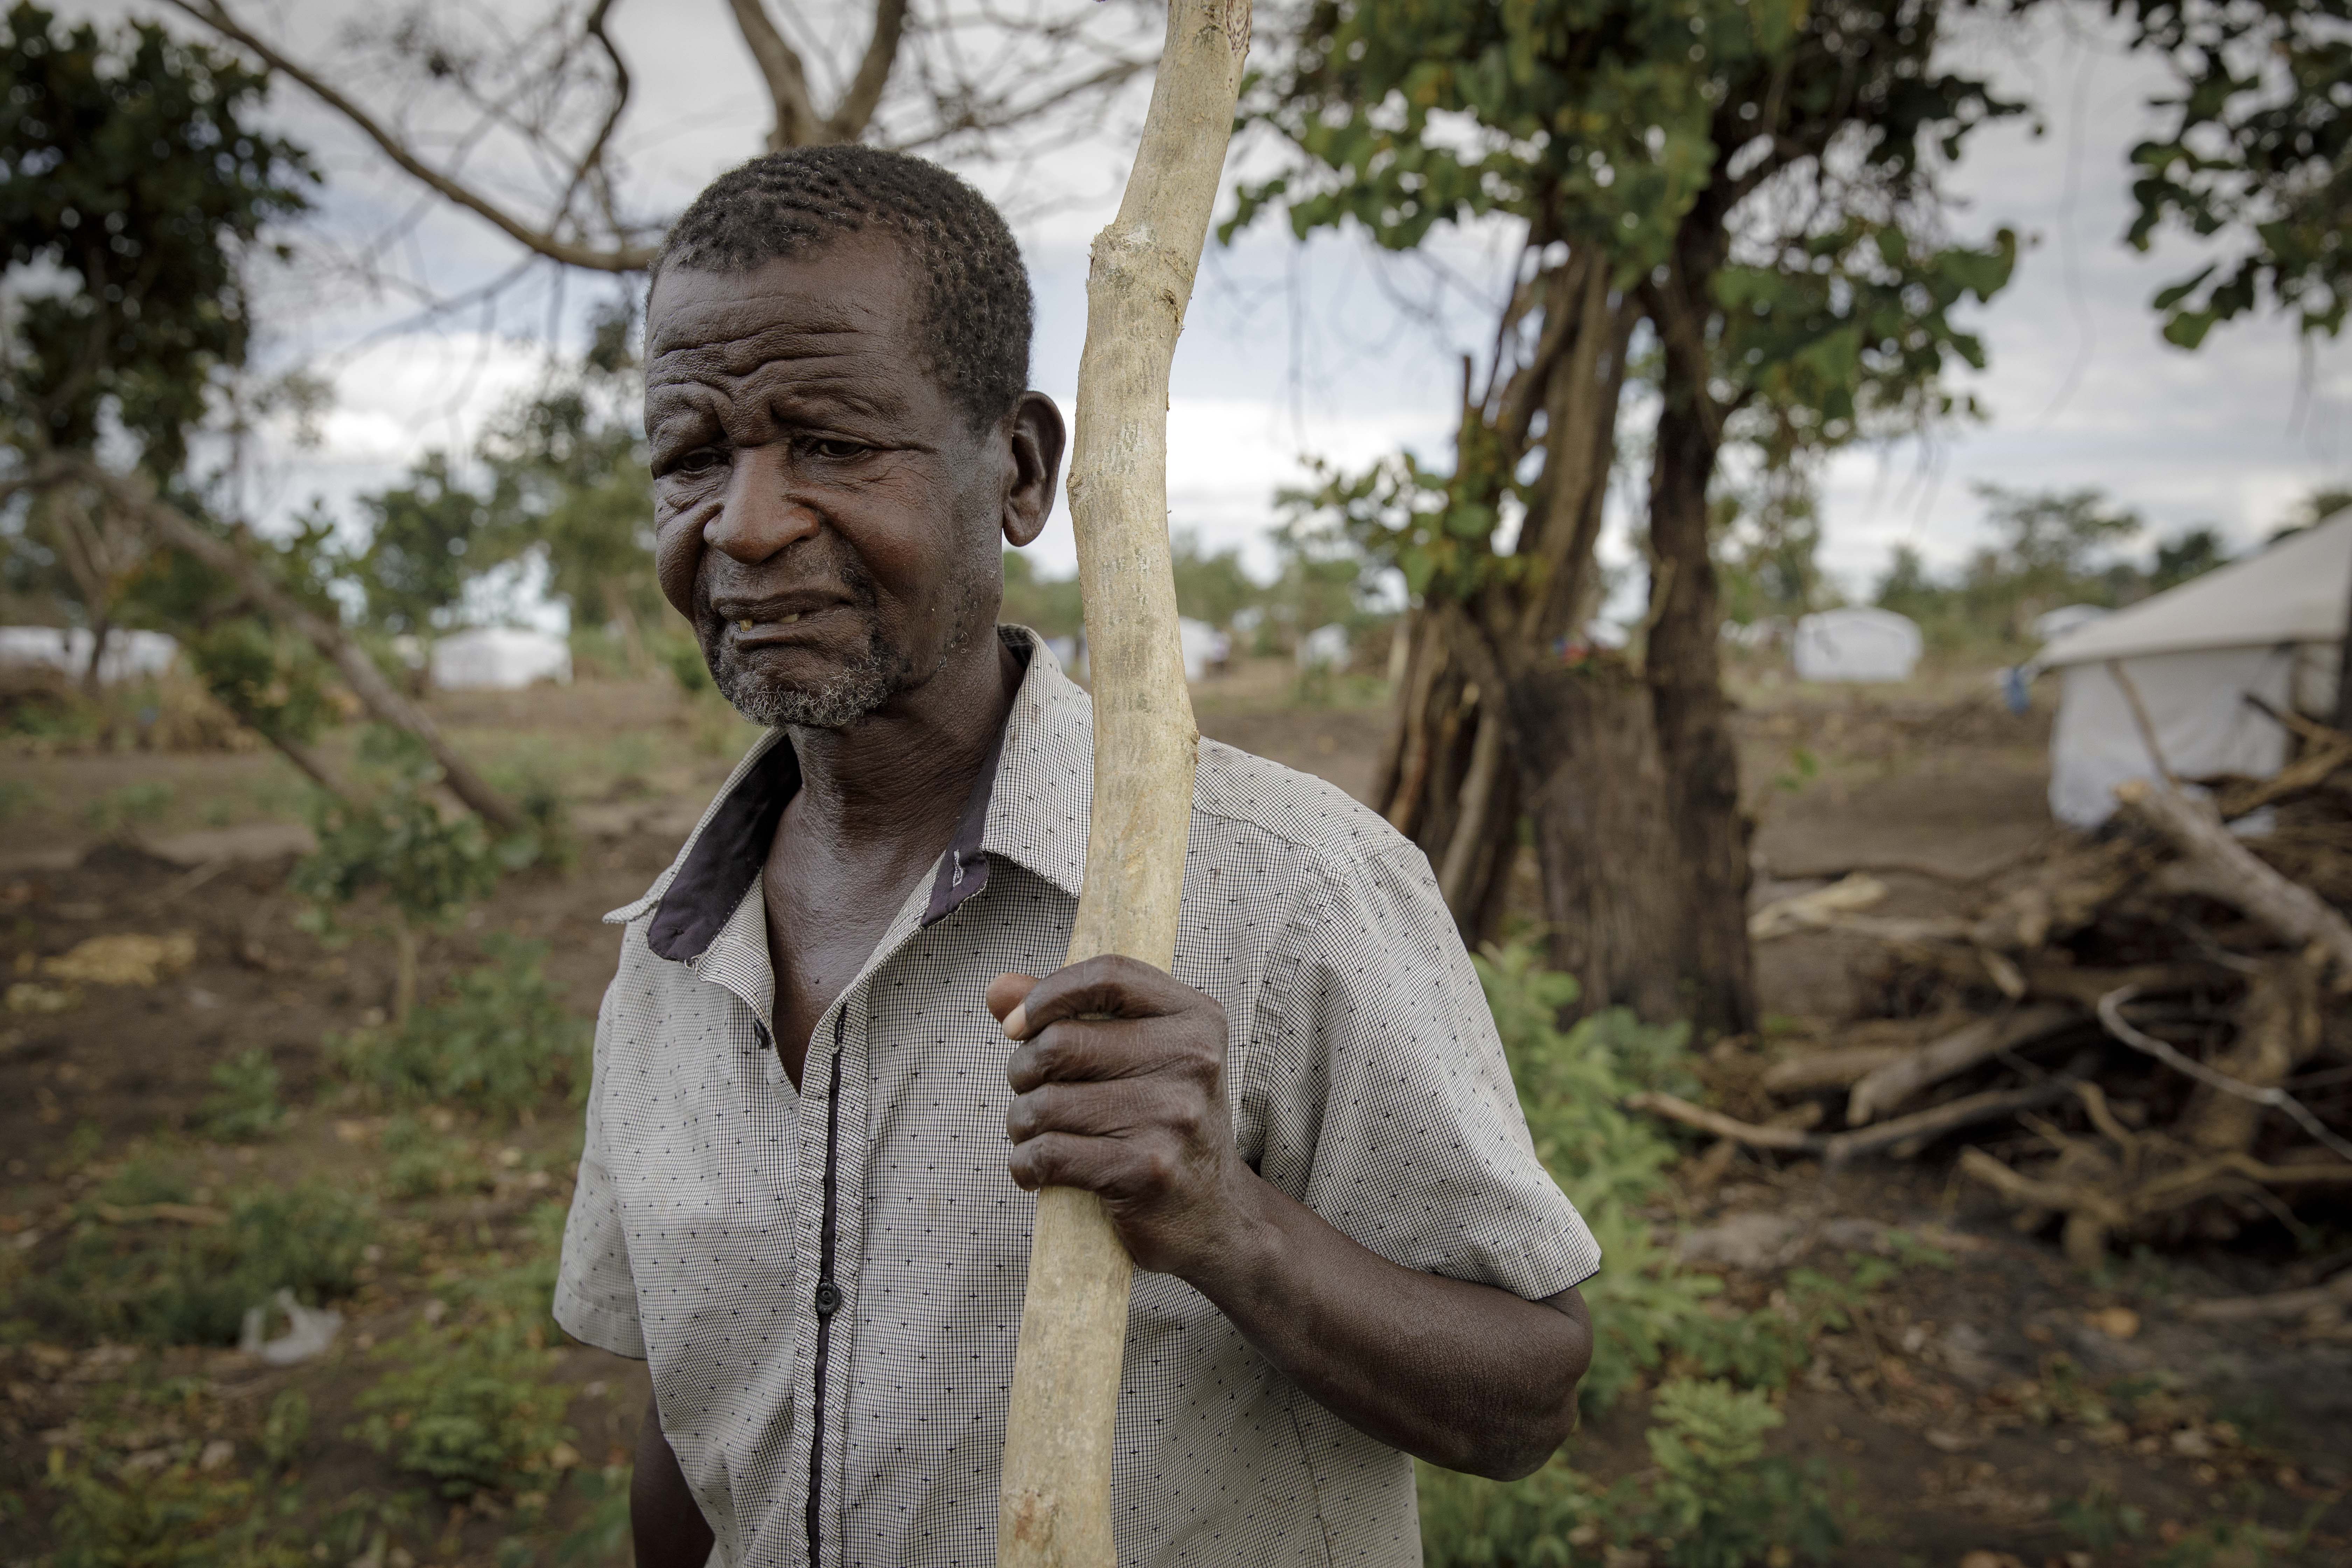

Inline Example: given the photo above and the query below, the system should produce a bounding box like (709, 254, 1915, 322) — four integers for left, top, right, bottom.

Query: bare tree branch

(165, 0, 654, 272)
(830, 0, 913, 140)
(728, 0, 825, 147)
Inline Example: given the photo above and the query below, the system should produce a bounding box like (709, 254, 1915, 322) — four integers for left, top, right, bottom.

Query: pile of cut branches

(1647, 707, 2352, 1287)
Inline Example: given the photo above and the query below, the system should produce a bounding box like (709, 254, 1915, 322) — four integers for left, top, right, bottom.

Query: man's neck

(784, 631, 1022, 856)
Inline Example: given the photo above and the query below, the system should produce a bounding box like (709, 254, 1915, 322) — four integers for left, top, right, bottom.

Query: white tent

(0, 627, 178, 682)
(1295, 623, 1351, 672)
(429, 627, 573, 691)
(1792, 608, 1922, 683)
(2031, 512, 2349, 827)
(1177, 618, 1229, 683)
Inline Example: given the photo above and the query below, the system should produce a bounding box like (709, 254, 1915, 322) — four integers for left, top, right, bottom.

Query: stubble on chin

(693, 551, 999, 732)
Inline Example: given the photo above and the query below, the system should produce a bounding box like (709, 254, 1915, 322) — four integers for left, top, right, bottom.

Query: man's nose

(705, 447, 819, 565)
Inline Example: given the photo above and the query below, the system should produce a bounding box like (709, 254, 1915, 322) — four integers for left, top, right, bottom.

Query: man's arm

(633, 1389, 716, 1568)
(991, 959, 1592, 1480)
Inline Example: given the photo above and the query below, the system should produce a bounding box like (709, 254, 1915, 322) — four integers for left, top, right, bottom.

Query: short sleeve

(1252, 843, 1601, 1301)
(554, 979, 646, 1359)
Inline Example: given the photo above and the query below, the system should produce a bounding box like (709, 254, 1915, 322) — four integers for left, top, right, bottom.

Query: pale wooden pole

(996, 2, 1251, 1564)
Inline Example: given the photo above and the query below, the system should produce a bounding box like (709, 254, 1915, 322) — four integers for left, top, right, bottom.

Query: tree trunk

(82, 617, 110, 701)
(1645, 393, 1758, 1037)
(1507, 657, 1689, 1020)
(388, 912, 418, 1027)
(604, 579, 648, 675)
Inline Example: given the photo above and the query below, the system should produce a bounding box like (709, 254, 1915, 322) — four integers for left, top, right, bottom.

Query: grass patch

(332, 937, 586, 1123)
(42, 1451, 304, 1568)
(196, 1050, 286, 1143)
(352, 1329, 576, 1500)
(13, 1172, 373, 1347)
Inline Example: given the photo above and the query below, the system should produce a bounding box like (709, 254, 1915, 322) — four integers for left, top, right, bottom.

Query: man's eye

(674, 448, 728, 475)
(806, 438, 869, 461)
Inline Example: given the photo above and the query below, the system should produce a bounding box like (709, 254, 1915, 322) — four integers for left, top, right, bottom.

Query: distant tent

(1177, 618, 1229, 683)
(428, 628, 572, 691)
(2030, 512, 2348, 827)
(0, 627, 178, 682)
(1295, 623, 1351, 672)
(1792, 608, 1922, 683)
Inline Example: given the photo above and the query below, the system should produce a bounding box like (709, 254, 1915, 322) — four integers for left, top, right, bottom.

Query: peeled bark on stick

(996, 4, 1250, 1564)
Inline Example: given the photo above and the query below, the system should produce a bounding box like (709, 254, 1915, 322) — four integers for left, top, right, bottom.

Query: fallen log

(2182, 1268, 2352, 1323)
(1822, 1059, 2097, 1166)
(1760, 1044, 1913, 1096)
(1625, 1092, 1819, 1152)
(1845, 1002, 2079, 1125)
(2118, 779, 2352, 982)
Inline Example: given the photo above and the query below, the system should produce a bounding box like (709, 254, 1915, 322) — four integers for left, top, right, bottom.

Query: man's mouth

(716, 598, 858, 647)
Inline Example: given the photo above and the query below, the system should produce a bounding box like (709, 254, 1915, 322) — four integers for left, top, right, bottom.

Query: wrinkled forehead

(643, 241, 921, 382)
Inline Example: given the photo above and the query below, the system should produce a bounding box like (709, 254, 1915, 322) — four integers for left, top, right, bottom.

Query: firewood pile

(1642, 705, 2352, 1291)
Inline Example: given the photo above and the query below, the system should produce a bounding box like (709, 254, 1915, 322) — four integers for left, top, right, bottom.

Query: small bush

(334, 937, 587, 1122)
(1419, 1380, 1842, 1568)
(355, 1329, 574, 1498)
(380, 1114, 496, 1199)
(16, 1179, 374, 1346)
(196, 1049, 285, 1142)
(1637, 1379, 1841, 1568)
(83, 781, 174, 840)
(44, 1450, 303, 1568)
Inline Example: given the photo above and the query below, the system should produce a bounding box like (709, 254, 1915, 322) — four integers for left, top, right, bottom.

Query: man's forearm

(1181, 1172, 1591, 1480)
(633, 1388, 716, 1568)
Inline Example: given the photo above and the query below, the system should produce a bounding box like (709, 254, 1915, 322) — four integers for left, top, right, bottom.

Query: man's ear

(1001, 392, 1066, 548)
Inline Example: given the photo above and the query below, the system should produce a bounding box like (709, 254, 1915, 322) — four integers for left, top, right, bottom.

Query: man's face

(643, 238, 1031, 729)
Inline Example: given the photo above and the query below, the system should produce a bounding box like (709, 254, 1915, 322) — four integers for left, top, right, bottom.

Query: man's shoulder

(1191, 737, 1426, 883)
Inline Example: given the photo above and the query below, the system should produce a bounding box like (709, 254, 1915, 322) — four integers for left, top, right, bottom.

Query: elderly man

(554, 145, 1600, 1568)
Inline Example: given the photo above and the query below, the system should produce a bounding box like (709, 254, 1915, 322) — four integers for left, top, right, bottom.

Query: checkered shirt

(554, 628, 1601, 1568)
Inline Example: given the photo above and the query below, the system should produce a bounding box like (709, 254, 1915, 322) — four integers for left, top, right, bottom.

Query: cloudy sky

(70, 0, 2352, 618)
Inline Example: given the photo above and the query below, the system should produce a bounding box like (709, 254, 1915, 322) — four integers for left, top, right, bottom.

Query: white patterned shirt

(554, 628, 1600, 1568)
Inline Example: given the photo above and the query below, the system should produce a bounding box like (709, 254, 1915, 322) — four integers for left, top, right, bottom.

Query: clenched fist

(988, 955, 1257, 1279)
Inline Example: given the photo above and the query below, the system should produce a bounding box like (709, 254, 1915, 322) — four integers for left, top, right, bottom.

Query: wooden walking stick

(996, 1, 1251, 1563)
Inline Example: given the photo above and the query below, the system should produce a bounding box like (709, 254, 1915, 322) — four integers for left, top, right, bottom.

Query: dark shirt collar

(646, 634, 1030, 964)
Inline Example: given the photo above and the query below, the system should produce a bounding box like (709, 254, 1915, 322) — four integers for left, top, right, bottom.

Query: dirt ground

(2, 660, 2346, 1565)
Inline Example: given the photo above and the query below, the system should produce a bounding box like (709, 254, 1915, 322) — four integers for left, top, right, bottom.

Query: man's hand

(991, 955, 1592, 1481)
(988, 956, 1254, 1278)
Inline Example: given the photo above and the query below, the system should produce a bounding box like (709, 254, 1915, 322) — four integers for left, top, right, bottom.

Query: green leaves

(2118, 0, 2352, 343)
(0, 2, 314, 468)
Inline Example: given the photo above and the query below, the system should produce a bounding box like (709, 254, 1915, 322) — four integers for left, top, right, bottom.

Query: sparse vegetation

(195, 1049, 285, 1143)
(332, 937, 586, 1124)
(14, 1174, 374, 1347)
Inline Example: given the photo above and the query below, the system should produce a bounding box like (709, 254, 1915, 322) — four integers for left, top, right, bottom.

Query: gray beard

(707, 612, 910, 730)
(699, 565, 995, 731)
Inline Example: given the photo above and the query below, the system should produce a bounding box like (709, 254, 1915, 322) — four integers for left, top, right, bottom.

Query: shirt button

(813, 1282, 842, 1316)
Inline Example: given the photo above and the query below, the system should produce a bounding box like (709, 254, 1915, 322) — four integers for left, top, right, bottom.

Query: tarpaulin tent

(2029, 512, 2350, 826)
(1791, 607, 1923, 682)
(0, 627, 179, 682)
(428, 627, 573, 691)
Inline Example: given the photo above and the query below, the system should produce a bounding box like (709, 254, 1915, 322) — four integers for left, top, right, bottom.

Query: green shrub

(379, 1114, 496, 1199)
(1418, 1380, 1842, 1568)
(43, 1450, 303, 1568)
(197, 1049, 286, 1142)
(1636, 1379, 1841, 1568)
(354, 1328, 574, 1498)
(84, 781, 174, 841)
(334, 937, 586, 1122)
(1475, 944, 1718, 1412)
(15, 1180, 373, 1346)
